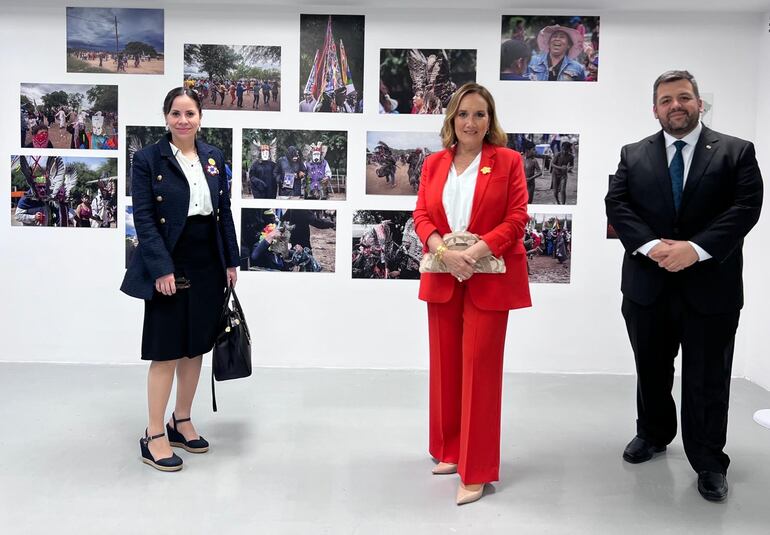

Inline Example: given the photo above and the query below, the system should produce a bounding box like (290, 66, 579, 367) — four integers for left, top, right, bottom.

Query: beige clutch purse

(419, 231, 506, 274)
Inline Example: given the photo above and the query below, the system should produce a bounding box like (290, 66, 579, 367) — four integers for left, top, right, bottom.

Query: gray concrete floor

(1, 364, 770, 534)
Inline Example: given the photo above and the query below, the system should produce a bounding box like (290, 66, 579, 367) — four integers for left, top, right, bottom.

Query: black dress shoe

(622, 436, 666, 463)
(140, 429, 183, 472)
(697, 471, 728, 502)
(167, 412, 209, 453)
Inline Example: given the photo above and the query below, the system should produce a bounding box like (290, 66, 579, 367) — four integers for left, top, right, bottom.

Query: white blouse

(442, 152, 481, 232)
(170, 142, 213, 217)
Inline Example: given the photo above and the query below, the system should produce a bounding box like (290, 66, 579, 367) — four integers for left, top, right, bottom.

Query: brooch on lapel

(205, 158, 220, 176)
(481, 166, 492, 175)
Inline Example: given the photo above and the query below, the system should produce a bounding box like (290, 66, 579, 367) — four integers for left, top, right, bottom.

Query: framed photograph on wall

(124, 126, 233, 197)
(366, 131, 441, 195)
(352, 210, 423, 280)
(500, 15, 599, 82)
(20, 83, 118, 150)
(242, 129, 347, 200)
(66, 7, 164, 74)
(379, 48, 476, 114)
(11, 155, 117, 228)
(507, 133, 579, 205)
(125, 205, 137, 266)
(240, 208, 336, 272)
(526, 213, 572, 283)
(183, 45, 281, 111)
(299, 14, 364, 113)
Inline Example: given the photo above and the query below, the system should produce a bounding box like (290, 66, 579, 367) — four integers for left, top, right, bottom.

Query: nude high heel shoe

(432, 462, 458, 475)
(456, 483, 485, 505)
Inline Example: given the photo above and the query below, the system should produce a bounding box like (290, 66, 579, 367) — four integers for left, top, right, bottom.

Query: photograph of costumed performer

(276, 145, 307, 198)
(299, 14, 364, 113)
(379, 48, 476, 115)
(365, 131, 439, 195)
(303, 142, 332, 199)
(248, 209, 298, 271)
(247, 137, 278, 199)
(412, 82, 531, 505)
(25, 124, 54, 148)
(120, 87, 239, 472)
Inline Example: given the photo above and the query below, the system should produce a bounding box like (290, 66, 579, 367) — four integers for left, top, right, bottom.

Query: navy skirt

(141, 215, 226, 361)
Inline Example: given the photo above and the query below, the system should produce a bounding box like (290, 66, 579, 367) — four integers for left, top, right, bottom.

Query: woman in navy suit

(121, 88, 239, 471)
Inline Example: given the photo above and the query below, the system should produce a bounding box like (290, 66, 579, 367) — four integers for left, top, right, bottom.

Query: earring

(164, 124, 169, 131)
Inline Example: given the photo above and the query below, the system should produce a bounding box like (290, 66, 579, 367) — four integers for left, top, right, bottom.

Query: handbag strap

(211, 371, 218, 412)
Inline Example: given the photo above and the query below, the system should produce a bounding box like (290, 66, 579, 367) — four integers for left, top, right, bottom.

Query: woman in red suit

(413, 82, 531, 505)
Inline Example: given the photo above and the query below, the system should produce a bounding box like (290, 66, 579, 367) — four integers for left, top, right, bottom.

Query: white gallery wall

(0, 2, 768, 387)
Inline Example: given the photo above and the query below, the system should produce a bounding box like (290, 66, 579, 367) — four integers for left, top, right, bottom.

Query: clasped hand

(444, 250, 476, 281)
(648, 239, 698, 272)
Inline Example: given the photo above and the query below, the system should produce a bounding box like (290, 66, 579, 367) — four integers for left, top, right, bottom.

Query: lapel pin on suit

(706, 145, 712, 150)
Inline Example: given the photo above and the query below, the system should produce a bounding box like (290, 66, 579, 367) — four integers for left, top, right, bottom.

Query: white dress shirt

(635, 122, 711, 261)
(169, 142, 213, 217)
(442, 152, 481, 232)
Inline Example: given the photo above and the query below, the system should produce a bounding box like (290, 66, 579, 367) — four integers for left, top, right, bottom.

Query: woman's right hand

(443, 250, 475, 281)
(155, 273, 176, 296)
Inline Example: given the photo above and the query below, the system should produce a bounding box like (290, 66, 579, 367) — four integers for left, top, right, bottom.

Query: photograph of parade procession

(242, 129, 347, 200)
(352, 210, 423, 280)
(20, 83, 118, 150)
(124, 126, 232, 196)
(299, 14, 364, 113)
(507, 133, 579, 205)
(500, 15, 599, 81)
(524, 213, 572, 283)
(183, 45, 281, 111)
(239, 208, 336, 272)
(366, 131, 441, 195)
(11, 155, 117, 228)
(66, 7, 164, 74)
(379, 48, 476, 114)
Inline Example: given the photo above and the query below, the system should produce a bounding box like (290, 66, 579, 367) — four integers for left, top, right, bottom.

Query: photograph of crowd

(299, 14, 364, 113)
(240, 208, 336, 272)
(11, 155, 117, 228)
(352, 210, 423, 280)
(379, 49, 476, 114)
(507, 133, 579, 205)
(366, 131, 442, 195)
(125, 126, 233, 196)
(525, 213, 572, 283)
(125, 205, 137, 266)
(66, 7, 164, 74)
(183, 45, 281, 111)
(20, 83, 118, 150)
(500, 15, 599, 82)
(242, 129, 347, 200)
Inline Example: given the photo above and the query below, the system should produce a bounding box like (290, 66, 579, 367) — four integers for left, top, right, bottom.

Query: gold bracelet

(435, 244, 448, 261)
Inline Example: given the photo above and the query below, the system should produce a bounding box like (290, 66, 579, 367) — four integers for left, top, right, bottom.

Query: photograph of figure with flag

(299, 14, 364, 113)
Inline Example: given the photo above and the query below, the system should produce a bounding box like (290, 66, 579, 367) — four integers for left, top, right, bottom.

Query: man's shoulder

(701, 127, 752, 151)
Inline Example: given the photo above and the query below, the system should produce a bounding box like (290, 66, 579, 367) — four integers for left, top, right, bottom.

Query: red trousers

(427, 281, 509, 484)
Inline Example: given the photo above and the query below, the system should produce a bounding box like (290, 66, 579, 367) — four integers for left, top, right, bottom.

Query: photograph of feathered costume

(352, 210, 424, 280)
(365, 131, 441, 196)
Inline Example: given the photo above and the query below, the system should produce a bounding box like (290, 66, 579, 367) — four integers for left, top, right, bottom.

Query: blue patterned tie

(669, 140, 686, 211)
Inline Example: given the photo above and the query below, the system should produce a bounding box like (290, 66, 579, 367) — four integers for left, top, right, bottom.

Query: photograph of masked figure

(524, 213, 572, 283)
(240, 208, 336, 272)
(379, 49, 476, 115)
(507, 133, 579, 205)
(352, 210, 424, 280)
(11, 155, 117, 228)
(366, 131, 442, 196)
(299, 14, 364, 113)
(500, 15, 599, 82)
(242, 129, 347, 200)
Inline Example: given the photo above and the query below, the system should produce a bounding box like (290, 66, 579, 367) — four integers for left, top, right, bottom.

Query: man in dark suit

(605, 70, 763, 502)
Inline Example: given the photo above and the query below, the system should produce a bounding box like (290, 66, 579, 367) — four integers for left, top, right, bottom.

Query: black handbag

(211, 286, 252, 411)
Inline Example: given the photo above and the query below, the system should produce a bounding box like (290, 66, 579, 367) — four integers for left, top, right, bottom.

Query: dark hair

(501, 39, 530, 70)
(31, 124, 49, 135)
(162, 87, 202, 115)
(653, 70, 700, 104)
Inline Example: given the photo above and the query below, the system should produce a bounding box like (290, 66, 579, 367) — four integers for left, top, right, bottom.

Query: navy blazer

(121, 135, 239, 300)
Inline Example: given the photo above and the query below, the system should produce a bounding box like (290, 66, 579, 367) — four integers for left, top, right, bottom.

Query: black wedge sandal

(140, 429, 183, 472)
(167, 413, 210, 453)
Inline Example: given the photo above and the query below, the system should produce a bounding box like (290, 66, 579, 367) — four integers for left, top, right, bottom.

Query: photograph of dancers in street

(299, 14, 364, 113)
(507, 133, 579, 205)
(124, 126, 232, 197)
(524, 213, 572, 283)
(500, 15, 599, 82)
(183, 45, 281, 111)
(352, 210, 423, 280)
(240, 208, 336, 272)
(242, 129, 347, 200)
(11, 155, 117, 228)
(366, 132, 442, 196)
(66, 7, 164, 74)
(20, 83, 118, 150)
(379, 48, 476, 115)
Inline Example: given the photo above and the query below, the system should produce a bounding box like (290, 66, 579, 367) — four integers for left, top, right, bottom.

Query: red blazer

(413, 143, 532, 311)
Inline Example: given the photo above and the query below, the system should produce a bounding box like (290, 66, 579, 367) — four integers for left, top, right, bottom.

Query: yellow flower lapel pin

(481, 166, 492, 175)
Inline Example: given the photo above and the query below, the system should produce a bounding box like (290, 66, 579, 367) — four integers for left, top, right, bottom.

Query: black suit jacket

(121, 135, 239, 300)
(605, 126, 763, 314)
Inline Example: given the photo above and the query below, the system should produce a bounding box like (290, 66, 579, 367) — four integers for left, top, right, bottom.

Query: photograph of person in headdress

(365, 131, 442, 196)
(299, 14, 364, 113)
(66, 7, 164, 74)
(379, 49, 476, 114)
(352, 210, 424, 280)
(500, 15, 600, 82)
